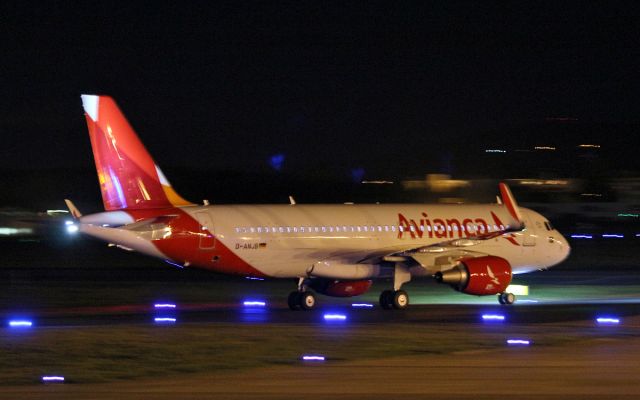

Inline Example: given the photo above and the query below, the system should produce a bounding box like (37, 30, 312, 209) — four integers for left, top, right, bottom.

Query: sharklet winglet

(498, 183, 523, 224)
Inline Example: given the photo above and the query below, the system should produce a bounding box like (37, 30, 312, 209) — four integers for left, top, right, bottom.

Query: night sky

(2, 2, 639, 182)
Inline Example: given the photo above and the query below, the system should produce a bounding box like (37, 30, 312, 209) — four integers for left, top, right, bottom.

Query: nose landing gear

(288, 277, 317, 310)
(498, 292, 516, 305)
(379, 289, 409, 309)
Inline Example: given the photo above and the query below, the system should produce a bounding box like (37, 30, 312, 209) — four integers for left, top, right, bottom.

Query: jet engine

(309, 279, 373, 297)
(434, 256, 512, 295)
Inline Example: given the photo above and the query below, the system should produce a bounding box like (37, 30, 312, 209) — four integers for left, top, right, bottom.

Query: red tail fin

(81, 95, 192, 211)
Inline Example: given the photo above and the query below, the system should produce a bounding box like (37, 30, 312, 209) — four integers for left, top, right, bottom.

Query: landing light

(596, 317, 620, 325)
(323, 314, 347, 321)
(507, 339, 531, 345)
(571, 234, 593, 239)
(302, 355, 326, 361)
(243, 301, 266, 307)
(42, 376, 65, 383)
(154, 317, 176, 323)
(351, 303, 374, 308)
(9, 320, 33, 328)
(482, 314, 505, 321)
(154, 303, 176, 309)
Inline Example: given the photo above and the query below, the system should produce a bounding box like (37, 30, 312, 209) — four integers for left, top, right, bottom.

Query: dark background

(1, 1, 639, 210)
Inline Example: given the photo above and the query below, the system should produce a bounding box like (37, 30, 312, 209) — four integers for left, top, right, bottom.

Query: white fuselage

(80, 203, 569, 280)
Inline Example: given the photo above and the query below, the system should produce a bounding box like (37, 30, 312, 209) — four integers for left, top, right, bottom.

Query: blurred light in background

(506, 285, 529, 296)
(269, 154, 285, 171)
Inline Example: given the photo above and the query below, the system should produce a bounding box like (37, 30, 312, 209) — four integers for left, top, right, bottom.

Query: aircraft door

(195, 211, 216, 250)
(522, 215, 536, 247)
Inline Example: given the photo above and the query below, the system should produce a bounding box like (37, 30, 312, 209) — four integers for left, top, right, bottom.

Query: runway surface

(2, 239, 640, 398)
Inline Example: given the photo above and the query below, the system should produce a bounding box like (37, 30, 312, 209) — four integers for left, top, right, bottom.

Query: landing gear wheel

(379, 290, 394, 309)
(299, 292, 316, 310)
(499, 292, 516, 305)
(392, 290, 409, 309)
(288, 291, 302, 310)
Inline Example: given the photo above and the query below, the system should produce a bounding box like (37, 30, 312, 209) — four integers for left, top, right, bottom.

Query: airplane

(66, 94, 571, 310)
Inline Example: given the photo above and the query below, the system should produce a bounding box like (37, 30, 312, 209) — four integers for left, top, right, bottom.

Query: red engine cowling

(309, 279, 373, 297)
(434, 256, 512, 296)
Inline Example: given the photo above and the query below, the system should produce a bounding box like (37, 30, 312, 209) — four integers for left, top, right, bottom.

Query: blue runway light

(243, 301, 266, 307)
(507, 339, 531, 345)
(351, 303, 374, 308)
(154, 317, 176, 323)
(571, 234, 593, 239)
(302, 355, 326, 361)
(42, 376, 65, 383)
(8, 320, 33, 328)
(154, 303, 176, 309)
(602, 234, 624, 238)
(482, 314, 505, 321)
(596, 317, 620, 324)
(245, 276, 265, 281)
(323, 314, 347, 321)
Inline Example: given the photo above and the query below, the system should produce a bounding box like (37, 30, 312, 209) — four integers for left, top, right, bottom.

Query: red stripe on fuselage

(126, 208, 267, 278)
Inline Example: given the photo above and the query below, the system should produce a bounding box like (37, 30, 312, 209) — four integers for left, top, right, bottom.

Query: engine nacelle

(309, 279, 373, 297)
(434, 256, 512, 296)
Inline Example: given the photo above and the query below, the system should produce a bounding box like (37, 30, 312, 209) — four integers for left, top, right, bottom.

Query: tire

(504, 292, 516, 305)
(288, 291, 301, 310)
(498, 294, 506, 305)
(300, 292, 316, 310)
(392, 290, 409, 309)
(379, 290, 394, 309)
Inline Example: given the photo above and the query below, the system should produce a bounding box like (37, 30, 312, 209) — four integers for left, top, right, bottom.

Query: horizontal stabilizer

(64, 199, 82, 219)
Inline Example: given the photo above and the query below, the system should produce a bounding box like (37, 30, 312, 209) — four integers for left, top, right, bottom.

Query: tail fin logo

(81, 95, 193, 211)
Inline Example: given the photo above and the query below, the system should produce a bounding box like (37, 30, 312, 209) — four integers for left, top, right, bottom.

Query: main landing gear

(288, 278, 316, 310)
(380, 263, 412, 310)
(498, 292, 516, 305)
(379, 289, 409, 309)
